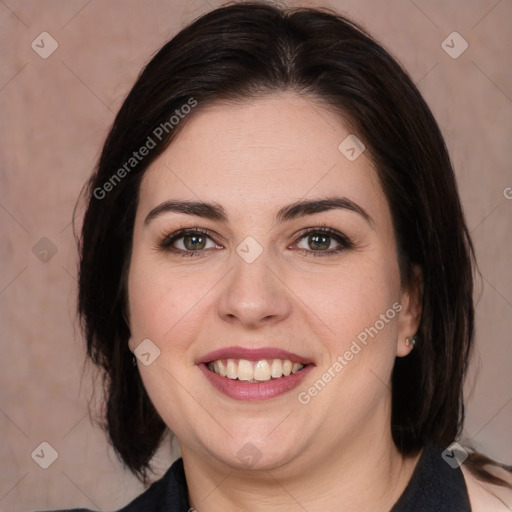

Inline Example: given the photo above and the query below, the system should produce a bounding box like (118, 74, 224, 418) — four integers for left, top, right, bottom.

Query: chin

(201, 431, 307, 473)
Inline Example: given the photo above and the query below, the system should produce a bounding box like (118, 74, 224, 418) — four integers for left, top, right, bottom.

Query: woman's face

(127, 92, 420, 474)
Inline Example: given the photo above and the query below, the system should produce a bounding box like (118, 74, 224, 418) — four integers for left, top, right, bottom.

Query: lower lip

(199, 363, 314, 401)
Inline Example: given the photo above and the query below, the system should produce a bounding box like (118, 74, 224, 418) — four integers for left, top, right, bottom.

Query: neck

(182, 402, 421, 511)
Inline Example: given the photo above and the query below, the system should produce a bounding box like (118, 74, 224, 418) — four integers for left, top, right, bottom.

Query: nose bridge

(217, 239, 291, 326)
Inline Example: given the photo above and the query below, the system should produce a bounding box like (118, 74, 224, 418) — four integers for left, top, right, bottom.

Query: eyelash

(158, 225, 354, 258)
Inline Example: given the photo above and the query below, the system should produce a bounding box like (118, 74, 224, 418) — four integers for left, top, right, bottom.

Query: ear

(396, 265, 423, 357)
(122, 299, 134, 352)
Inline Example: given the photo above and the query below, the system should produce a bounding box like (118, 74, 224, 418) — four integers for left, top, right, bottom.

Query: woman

(47, 2, 511, 511)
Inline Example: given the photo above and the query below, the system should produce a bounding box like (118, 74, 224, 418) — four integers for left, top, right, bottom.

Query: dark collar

(119, 444, 471, 511)
(119, 457, 189, 512)
(390, 444, 471, 511)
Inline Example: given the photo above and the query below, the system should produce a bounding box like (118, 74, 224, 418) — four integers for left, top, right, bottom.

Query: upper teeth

(207, 359, 305, 382)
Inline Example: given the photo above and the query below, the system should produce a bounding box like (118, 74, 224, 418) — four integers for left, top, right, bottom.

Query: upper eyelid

(161, 227, 219, 245)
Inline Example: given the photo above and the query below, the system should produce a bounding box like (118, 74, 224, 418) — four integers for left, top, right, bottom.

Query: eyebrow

(144, 196, 373, 227)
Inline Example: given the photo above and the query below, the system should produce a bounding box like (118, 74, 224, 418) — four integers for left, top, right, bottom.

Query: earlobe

(405, 335, 417, 348)
(397, 334, 417, 357)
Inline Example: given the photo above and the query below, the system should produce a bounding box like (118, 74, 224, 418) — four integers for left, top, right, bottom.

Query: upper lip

(197, 346, 313, 365)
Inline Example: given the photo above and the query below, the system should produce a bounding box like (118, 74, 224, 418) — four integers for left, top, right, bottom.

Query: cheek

(126, 257, 211, 434)
(127, 263, 171, 347)
(300, 267, 401, 424)
(295, 249, 402, 414)
(127, 253, 211, 342)
(290, 252, 400, 346)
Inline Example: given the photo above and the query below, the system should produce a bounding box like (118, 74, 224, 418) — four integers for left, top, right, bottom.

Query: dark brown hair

(76, 0, 511, 487)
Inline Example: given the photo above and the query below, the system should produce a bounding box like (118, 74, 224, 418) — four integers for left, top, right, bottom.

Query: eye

(159, 228, 221, 257)
(158, 226, 353, 258)
(293, 227, 353, 256)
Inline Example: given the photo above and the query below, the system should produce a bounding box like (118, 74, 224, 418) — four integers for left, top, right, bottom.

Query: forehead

(138, 92, 386, 221)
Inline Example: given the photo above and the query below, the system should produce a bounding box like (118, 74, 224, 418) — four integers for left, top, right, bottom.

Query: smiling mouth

(207, 358, 308, 383)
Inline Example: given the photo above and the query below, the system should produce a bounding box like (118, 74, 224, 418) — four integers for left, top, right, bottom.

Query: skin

(461, 466, 512, 511)
(125, 91, 485, 511)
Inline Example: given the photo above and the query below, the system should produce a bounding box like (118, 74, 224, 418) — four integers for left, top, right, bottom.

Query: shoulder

(461, 464, 512, 511)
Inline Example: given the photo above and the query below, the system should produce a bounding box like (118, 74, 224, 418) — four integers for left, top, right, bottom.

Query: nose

(217, 248, 293, 329)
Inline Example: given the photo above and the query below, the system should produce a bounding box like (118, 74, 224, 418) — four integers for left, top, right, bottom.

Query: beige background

(0, 0, 511, 510)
